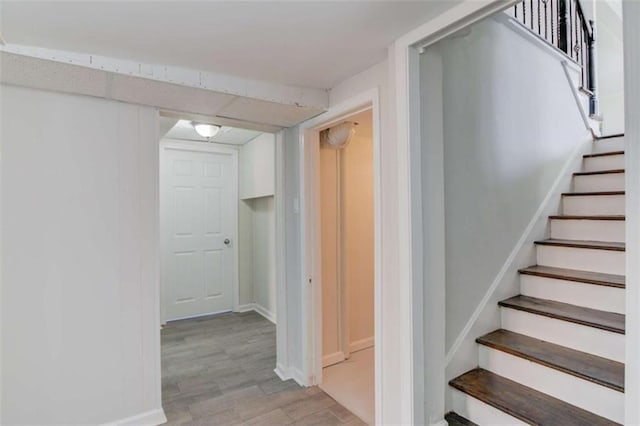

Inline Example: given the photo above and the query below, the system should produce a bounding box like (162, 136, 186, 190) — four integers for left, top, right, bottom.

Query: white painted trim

(235, 303, 255, 313)
(0, 83, 3, 424)
(413, 46, 447, 426)
(234, 302, 276, 324)
(254, 303, 276, 324)
(102, 408, 167, 426)
(323, 351, 346, 367)
(498, 13, 583, 73)
(492, 12, 599, 136)
(561, 61, 597, 134)
(407, 1, 518, 51)
(159, 139, 240, 322)
(291, 367, 308, 387)
(445, 138, 591, 367)
(274, 130, 289, 382)
(0, 43, 328, 109)
(624, 1, 640, 424)
(299, 88, 381, 409)
(349, 337, 375, 353)
(274, 363, 292, 381)
(390, 1, 539, 423)
(166, 309, 233, 323)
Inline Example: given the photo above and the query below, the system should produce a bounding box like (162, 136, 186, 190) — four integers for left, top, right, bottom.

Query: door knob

(224, 238, 230, 245)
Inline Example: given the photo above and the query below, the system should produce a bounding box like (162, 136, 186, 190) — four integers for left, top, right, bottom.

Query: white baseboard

(253, 303, 276, 324)
(274, 363, 292, 381)
(322, 351, 345, 367)
(291, 366, 308, 387)
(102, 408, 167, 426)
(235, 303, 255, 313)
(349, 337, 374, 353)
(274, 363, 308, 388)
(235, 302, 276, 324)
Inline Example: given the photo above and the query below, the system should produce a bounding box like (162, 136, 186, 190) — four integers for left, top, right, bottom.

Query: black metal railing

(508, 0, 598, 115)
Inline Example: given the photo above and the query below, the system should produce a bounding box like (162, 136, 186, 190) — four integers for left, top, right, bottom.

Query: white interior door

(161, 143, 237, 321)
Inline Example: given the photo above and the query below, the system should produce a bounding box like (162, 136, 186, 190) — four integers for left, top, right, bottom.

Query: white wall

(250, 196, 277, 320)
(596, 0, 625, 135)
(238, 134, 277, 321)
(343, 133, 375, 347)
(282, 125, 304, 375)
(241, 133, 275, 199)
(238, 198, 255, 305)
(426, 15, 591, 377)
(1, 85, 163, 425)
(320, 146, 341, 359)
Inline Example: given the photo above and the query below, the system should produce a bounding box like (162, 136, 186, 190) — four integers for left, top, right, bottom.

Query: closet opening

(317, 108, 375, 425)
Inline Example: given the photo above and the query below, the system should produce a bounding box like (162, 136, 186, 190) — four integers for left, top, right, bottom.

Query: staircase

(448, 135, 626, 425)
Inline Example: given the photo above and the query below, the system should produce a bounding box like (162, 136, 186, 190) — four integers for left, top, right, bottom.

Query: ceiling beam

(0, 43, 328, 109)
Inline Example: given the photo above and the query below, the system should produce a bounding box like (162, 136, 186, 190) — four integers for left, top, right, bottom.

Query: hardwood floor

(162, 311, 366, 425)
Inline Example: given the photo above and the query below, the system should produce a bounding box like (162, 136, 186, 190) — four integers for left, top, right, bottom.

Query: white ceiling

(0, 1, 458, 90)
(161, 118, 263, 145)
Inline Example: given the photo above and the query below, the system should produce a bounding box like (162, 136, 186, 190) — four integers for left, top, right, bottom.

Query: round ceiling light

(192, 122, 221, 139)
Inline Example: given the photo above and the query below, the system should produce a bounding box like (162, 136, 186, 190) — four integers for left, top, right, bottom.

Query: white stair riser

(479, 347, 624, 423)
(520, 275, 625, 314)
(550, 219, 625, 243)
(593, 138, 625, 153)
(563, 194, 625, 216)
(584, 155, 625, 172)
(573, 173, 625, 192)
(536, 245, 625, 275)
(501, 308, 624, 362)
(451, 388, 528, 426)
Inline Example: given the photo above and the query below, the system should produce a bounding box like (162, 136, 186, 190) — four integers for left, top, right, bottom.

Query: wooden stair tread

(445, 411, 477, 426)
(477, 329, 624, 392)
(534, 238, 625, 251)
(562, 190, 625, 196)
(574, 169, 624, 176)
(449, 369, 619, 425)
(584, 150, 624, 158)
(499, 295, 625, 334)
(519, 265, 625, 288)
(549, 215, 625, 220)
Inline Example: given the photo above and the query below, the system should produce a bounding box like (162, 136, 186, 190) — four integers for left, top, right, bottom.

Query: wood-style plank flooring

(162, 311, 366, 425)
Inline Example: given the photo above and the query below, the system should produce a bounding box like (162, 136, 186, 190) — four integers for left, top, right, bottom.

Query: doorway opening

(159, 115, 277, 324)
(317, 109, 375, 424)
(157, 114, 284, 422)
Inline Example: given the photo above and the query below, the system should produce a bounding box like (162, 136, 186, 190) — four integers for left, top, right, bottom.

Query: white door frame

(391, 1, 518, 424)
(299, 89, 382, 419)
(623, 1, 640, 423)
(159, 139, 240, 323)
(274, 130, 289, 379)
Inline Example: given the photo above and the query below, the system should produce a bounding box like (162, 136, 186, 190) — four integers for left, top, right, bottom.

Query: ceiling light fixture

(192, 122, 220, 139)
(320, 121, 357, 149)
